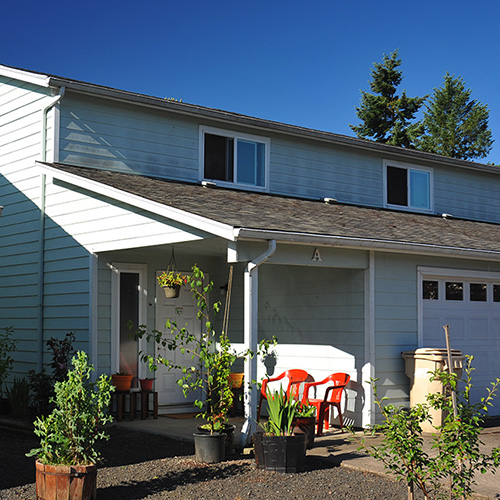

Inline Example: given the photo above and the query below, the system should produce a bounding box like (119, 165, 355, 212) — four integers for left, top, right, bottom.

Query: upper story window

(201, 127, 269, 190)
(384, 161, 433, 212)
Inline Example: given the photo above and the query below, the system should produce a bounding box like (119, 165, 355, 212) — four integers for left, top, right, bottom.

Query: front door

(155, 274, 202, 407)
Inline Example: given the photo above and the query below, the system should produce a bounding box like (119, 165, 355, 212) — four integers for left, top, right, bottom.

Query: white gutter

(234, 228, 500, 262)
(239, 239, 277, 446)
(41, 87, 65, 162)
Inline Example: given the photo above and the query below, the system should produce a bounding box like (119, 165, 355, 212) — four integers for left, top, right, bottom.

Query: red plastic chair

(303, 373, 350, 435)
(257, 369, 311, 422)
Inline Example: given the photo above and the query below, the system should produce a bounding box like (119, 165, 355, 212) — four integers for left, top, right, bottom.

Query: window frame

(199, 126, 270, 192)
(383, 160, 434, 213)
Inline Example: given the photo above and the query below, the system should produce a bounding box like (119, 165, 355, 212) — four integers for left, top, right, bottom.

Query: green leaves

(351, 50, 426, 148)
(419, 73, 493, 160)
(353, 356, 500, 499)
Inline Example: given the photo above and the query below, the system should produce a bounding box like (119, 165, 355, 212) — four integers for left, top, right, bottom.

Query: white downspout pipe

(36, 87, 65, 371)
(239, 239, 277, 446)
(41, 87, 65, 162)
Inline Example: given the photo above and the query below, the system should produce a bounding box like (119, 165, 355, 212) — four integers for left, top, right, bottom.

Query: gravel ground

(0, 423, 422, 500)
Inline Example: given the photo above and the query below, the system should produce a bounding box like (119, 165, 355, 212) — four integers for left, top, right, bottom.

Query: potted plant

(254, 387, 307, 472)
(0, 326, 17, 415)
(26, 351, 114, 500)
(135, 264, 275, 463)
(292, 401, 316, 449)
(157, 270, 188, 298)
(111, 371, 133, 391)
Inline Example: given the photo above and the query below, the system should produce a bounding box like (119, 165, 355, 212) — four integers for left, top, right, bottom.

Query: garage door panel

(443, 316, 465, 340)
(469, 317, 489, 339)
(423, 315, 445, 343)
(422, 275, 500, 415)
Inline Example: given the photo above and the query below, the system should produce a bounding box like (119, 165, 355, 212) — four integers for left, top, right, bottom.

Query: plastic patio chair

(257, 369, 311, 422)
(302, 372, 350, 435)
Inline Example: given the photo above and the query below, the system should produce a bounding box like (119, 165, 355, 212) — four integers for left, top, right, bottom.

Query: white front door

(421, 271, 500, 414)
(155, 275, 202, 407)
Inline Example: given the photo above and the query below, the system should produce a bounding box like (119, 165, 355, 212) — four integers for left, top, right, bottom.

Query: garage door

(422, 276, 500, 415)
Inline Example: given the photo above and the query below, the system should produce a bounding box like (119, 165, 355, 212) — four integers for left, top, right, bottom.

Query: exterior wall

(373, 251, 500, 409)
(0, 75, 61, 374)
(57, 91, 500, 224)
(59, 93, 200, 182)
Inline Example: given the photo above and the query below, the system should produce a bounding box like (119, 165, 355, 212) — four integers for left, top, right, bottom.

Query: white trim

(418, 266, 500, 281)
(0, 65, 51, 87)
(89, 253, 99, 376)
(362, 251, 375, 427)
(383, 159, 434, 213)
(110, 262, 148, 376)
(199, 125, 270, 192)
(37, 162, 235, 241)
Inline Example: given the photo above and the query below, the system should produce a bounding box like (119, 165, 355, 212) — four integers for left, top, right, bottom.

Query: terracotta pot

(139, 378, 154, 391)
(229, 372, 244, 389)
(163, 285, 181, 298)
(111, 374, 133, 392)
(35, 460, 97, 500)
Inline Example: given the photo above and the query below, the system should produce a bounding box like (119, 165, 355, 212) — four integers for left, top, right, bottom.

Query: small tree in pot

(27, 351, 114, 500)
(135, 264, 275, 463)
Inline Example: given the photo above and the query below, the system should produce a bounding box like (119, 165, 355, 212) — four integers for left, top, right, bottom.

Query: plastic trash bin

(401, 348, 464, 432)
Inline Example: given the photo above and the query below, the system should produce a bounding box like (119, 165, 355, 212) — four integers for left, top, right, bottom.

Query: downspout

(41, 86, 65, 162)
(36, 174, 47, 371)
(240, 239, 277, 446)
(37, 87, 65, 370)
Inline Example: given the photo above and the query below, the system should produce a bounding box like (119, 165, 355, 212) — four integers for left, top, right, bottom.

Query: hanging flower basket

(157, 271, 187, 299)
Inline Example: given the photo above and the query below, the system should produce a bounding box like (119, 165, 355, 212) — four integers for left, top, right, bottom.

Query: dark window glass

(204, 133, 233, 182)
(423, 280, 439, 300)
(494, 285, 500, 302)
(470, 283, 487, 302)
(387, 166, 408, 206)
(446, 282, 463, 301)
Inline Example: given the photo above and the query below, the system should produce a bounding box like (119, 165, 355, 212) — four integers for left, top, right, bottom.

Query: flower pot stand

(139, 390, 158, 420)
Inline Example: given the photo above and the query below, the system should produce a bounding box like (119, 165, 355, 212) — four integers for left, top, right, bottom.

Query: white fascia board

(0, 65, 51, 87)
(37, 163, 236, 241)
(234, 228, 500, 262)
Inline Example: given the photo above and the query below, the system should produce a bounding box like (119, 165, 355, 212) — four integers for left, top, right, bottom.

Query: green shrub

(27, 351, 114, 465)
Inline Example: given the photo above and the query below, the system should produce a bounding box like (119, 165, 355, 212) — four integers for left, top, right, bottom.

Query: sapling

(352, 356, 500, 500)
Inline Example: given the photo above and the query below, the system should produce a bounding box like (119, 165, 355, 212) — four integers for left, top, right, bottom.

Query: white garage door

(422, 275, 500, 415)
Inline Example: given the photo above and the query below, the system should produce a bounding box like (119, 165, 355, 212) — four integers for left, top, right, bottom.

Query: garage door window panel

(446, 282, 463, 301)
(470, 283, 487, 302)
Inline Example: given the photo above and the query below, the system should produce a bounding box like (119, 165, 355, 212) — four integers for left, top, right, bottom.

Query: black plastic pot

(253, 433, 307, 473)
(196, 423, 236, 456)
(193, 432, 226, 463)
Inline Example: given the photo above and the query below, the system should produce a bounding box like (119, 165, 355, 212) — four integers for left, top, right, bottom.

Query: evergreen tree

(351, 51, 426, 148)
(418, 73, 493, 160)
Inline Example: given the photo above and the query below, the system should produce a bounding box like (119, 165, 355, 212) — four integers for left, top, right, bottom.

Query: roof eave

(234, 228, 500, 262)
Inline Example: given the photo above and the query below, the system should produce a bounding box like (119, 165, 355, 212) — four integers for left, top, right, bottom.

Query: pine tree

(418, 73, 493, 160)
(351, 51, 426, 148)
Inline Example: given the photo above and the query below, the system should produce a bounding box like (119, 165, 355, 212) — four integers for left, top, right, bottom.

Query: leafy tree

(418, 73, 493, 160)
(351, 51, 426, 148)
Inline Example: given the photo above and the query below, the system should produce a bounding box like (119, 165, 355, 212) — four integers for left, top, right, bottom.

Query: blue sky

(3, 0, 499, 162)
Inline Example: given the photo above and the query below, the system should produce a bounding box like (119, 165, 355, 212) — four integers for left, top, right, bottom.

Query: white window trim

(199, 125, 270, 192)
(110, 263, 148, 377)
(383, 159, 434, 213)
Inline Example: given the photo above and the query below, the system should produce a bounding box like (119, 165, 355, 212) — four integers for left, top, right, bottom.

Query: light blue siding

(59, 94, 200, 181)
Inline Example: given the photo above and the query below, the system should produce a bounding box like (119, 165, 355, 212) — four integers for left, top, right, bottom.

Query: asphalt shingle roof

(51, 163, 500, 255)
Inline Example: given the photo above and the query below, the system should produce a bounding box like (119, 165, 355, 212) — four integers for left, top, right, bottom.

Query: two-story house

(2, 64, 500, 436)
